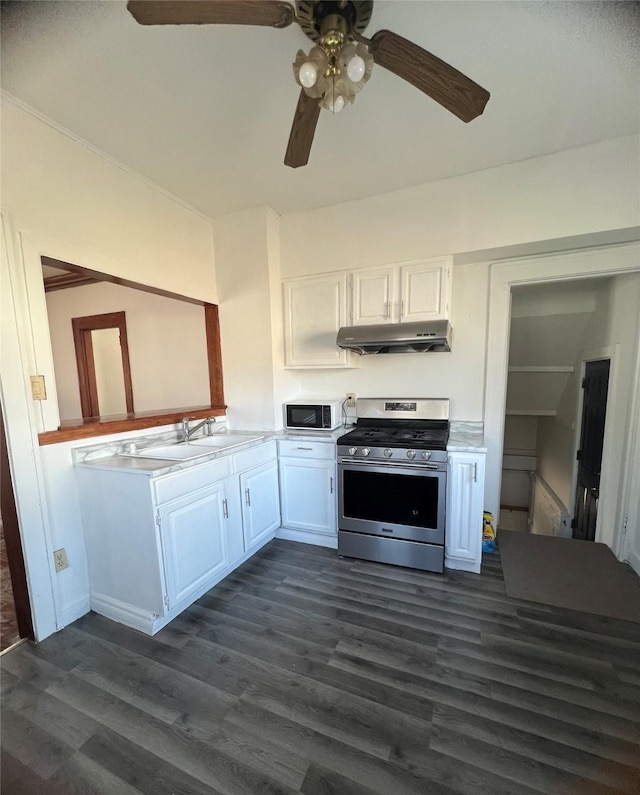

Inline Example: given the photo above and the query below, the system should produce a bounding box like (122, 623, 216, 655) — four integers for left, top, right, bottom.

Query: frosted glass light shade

(346, 54, 365, 83)
(293, 47, 329, 98)
(331, 94, 345, 113)
(299, 62, 318, 88)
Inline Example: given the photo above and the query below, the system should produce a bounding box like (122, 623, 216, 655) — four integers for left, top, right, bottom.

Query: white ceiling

(2, 1, 639, 220)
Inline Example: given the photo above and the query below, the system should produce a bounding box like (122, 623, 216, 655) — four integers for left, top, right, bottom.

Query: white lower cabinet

(446, 451, 486, 574)
(277, 439, 337, 546)
(76, 441, 279, 635)
(240, 460, 281, 551)
(159, 481, 230, 609)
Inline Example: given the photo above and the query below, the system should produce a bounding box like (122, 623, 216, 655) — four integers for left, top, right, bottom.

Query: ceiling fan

(126, 1, 490, 168)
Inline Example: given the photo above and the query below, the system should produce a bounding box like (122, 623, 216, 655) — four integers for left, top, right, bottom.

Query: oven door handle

(339, 459, 443, 471)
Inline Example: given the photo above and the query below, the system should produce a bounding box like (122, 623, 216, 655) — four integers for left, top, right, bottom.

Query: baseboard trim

(58, 595, 91, 629)
(276, 528, 337, 549)
(90, 592, 157, 634)
(445, 556, 481, 574)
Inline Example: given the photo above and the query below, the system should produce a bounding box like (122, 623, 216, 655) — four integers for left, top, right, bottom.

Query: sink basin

(120, 435, 263, 462)
(189, 434, 263, 449)
(123, 444, 213, 461)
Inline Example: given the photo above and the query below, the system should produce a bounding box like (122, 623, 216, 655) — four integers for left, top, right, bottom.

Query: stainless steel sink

(189, 434, 263, 449)
(122, 444, 213, 461)
(120, 435, 263, 462)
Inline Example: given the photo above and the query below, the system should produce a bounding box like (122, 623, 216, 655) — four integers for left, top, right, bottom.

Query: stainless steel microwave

(284, 400, 343, 431)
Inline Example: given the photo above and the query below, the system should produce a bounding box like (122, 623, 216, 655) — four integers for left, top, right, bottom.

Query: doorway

(72, 311, 134, 418)
(573, 358, 610, 541)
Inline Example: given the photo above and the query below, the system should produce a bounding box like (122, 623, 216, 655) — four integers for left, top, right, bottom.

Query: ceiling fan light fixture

(298, 61, 318, 88)
(293, 46, 329, 96)
(346, 53, 365, 83)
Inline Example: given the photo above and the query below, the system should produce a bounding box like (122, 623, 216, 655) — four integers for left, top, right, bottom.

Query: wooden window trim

(40, 302, 226, 445)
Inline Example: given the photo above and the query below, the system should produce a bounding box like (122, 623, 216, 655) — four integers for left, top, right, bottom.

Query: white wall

(503, 416, 538, 452)
(213, 206, 281, 431)
(46, 281, 210, 420)
(280, 136, 638, 279)
(2, 99, 216, 301)
(587, 273, 640, 549)
(272, 136, 638, 421)
(1, 100, 216, 639)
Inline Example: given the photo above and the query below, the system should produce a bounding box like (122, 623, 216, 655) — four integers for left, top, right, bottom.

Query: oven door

(338, 460, 446, 544)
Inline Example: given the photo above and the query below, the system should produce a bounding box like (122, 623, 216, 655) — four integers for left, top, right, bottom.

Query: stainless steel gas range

(337, 398, 449, 573)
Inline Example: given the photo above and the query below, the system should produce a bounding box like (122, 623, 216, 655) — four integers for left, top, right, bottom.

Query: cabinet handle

(400, 299, 405, 319)
(245, 488, 251, 507)
(296, 446, 313, 451)
(223, 498, 228, 519)
(330, 476, 334, 494)
(473, 463, 478, 483)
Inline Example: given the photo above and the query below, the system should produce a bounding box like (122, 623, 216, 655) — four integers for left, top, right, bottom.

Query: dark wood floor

(2, 539, 640, 794)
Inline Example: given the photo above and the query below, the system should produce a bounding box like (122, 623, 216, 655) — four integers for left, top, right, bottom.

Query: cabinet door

(399, 259, 450, 322)
(279, 458, 336, 536)
(240, 460, 280, 552)
(351, 267, 396, 325)
(158, 483, 228, 609)
(283, 274, 355, 368)
(446, 453, 485, 572)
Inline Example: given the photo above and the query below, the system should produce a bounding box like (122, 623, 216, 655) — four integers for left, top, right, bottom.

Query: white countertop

(73, 425, 350, 476)
(447, 421, 487, 452)
(73, 420, 485, 476)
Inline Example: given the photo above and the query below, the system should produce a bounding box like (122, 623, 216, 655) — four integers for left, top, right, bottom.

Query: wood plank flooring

(2, 539, 639, 794)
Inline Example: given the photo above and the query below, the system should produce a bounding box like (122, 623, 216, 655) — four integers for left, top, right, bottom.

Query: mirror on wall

(41, 257, 224, 424)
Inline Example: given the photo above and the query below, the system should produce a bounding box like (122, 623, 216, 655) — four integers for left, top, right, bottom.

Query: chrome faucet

(182, 416, 215, 442)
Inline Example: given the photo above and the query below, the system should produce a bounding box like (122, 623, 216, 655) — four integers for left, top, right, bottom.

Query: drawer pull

(296, 446, 313, 451)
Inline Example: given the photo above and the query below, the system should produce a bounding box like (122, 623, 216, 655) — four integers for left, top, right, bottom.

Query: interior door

(573, 358, 610, 542)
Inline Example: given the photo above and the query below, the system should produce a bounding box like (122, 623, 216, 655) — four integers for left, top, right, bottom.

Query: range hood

(336, 320, 452, 355)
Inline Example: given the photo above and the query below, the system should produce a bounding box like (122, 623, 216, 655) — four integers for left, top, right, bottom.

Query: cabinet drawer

(278, 439, 336, 460)
(233, 440, 277, 473)
(153, 458, 230, 505)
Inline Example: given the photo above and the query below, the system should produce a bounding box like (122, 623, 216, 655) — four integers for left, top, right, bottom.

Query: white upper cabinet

(283, 272, 356, 368)
(283, 257, 451, 368)
(351, 257, 452, 326)
(351, 266, 396, 325)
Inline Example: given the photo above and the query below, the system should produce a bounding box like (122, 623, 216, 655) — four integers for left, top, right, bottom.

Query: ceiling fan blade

(369, 29, 489, 123)
(127, 1, 294, 28)
(284, 90, 320, 168)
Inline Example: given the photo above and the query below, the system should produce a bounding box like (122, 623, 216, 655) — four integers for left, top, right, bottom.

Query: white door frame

(1, 214, 59, 640)
(617, 332, 640, 572)
(483, 243, 640, 557)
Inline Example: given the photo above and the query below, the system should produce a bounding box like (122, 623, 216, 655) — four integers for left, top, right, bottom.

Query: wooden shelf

(38, 405, 226, 446)
(506, 409, 557, 417)
(508, 366, 574, 373)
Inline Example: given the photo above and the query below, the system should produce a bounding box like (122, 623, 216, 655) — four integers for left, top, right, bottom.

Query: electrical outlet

(53, 548, 68, 573)
(345, 393, 356, 408)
